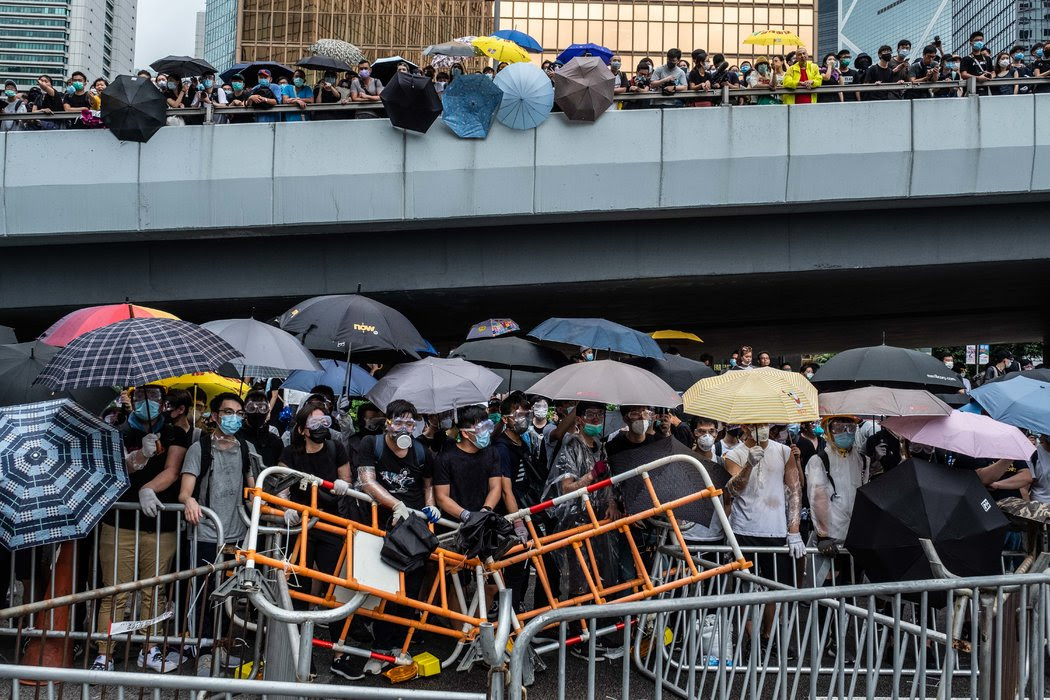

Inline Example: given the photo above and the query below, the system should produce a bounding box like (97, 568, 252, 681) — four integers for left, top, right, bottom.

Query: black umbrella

(0, 342, 115, 413)
(845, 458, 1008, 603)
(811, 344, 963, 393)
(449, 337, 567, 372)
(380, 72, 442, 133)
(277, 294, 425, 358)
(0, 326, 14, 344)
(370, 56, 420, 85)
(296, 55, 352, 72)
(627, 352, 716, 392)
(149, 55, 217, 77)
(100, 75, 167, 143)
(219, 61, 294, 85)
(491, 368, 547, 393)
(985, 368, 1050, 385)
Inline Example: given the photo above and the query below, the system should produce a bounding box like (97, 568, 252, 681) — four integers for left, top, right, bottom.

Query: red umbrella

(38, 304, 178, 347)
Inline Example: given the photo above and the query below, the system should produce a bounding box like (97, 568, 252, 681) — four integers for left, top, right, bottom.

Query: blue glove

(422, 505, 441, 524)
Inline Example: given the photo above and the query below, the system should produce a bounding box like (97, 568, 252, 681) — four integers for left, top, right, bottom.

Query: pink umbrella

(882, 410, 1035, 460)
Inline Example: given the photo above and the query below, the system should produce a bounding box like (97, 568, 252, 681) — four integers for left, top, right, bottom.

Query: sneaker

(601, 644, 626, 661)
(142, 647, 180, 673)
(362, 651, 393, 676)
(570, 645, 605, 662)
(330, 654, 365, 681)
(90, 655, 113, 672)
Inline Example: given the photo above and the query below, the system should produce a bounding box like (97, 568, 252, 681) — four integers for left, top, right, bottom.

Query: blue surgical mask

(833, 432, 855, 450)
(72, 81, 84, 91)
(258, 78, 271, 87)
(973, 41, 985, 51)
(474, 430, 492, 449)
(1014, 53, 1025, 61)
(293, 77, 304, 87)
(787, 423, 801, 438)
(232, 81, 244, 91)
(741, 65, 750, 73)
(66, 85, 75, 94)
(134, 400, 161, 422)
(203, 79, 213, 88)
(1037, 48, 1045, 58)
(166, 81, 176, 91)
(583, 422, 604, 438)
(813, 425, 825, 437)
(898, 48, 910, 58)
(4, 90, 14, 98)
(220, 414, 244, 435)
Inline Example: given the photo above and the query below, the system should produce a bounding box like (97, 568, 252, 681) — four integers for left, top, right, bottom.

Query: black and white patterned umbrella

(0, 399, 127, 550)
(34, 318, 242, 390)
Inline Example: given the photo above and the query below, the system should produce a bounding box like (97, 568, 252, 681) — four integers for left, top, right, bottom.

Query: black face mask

(246, 413, 267, 429)
(308, 427, 331, 442)
(879, 54, 892, 62)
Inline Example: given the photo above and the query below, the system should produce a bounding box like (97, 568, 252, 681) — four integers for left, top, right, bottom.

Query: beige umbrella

(818, 386, 952, 418)
(552, 56, 615, 121)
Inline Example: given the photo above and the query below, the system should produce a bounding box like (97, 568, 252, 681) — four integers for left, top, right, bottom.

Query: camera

(635, 75, 651, 87)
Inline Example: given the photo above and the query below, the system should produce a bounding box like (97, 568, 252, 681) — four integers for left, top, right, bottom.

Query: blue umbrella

(491, 29, 543, 53)
(556, 43, 614, 66)
(282, 359, 378, 397)
(970, 376, 1050, 435)
(0, 398, 127, 550)
(493, 63, 554, 130)
(528, 318, 663, 359)
(441, 74, 504, 139)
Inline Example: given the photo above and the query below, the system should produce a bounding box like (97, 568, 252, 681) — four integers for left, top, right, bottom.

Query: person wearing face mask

(692, 416, 723, 464)
(805, 416, 868, 564)
(418, 411, 453, 455)
(748, 58, 779, 105)
(719, 423, 744, 457)
(834, 50, 860, 101)
(863, 46, 902, 101)
(216, 73, 254, 123)
(433, 70, 450, 96)
(346, 59, 383, 118)
(244, 68, 282, 123)
(310, 70, 343, 120)
(650, 47, 688, 107)
(891, 39, 913, 82)
(434, 405, 503, 523)
(237, 390, 283, 466)
(607, 54, 628, 109)
(281, 68, 314, 122)
(727, 345, 754, 372)
(61, 70, 91, 126)
(2, 79, 25, 132)
(605, 405, 658, 460)
(1031, 43, 1049, 93)
(961, 31, 994, 95)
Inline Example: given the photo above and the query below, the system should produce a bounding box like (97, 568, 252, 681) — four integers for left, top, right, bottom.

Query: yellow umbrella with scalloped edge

(154, 372, 247, 400)
(743, 29, 805, 47)
(683, 367, 818, 424)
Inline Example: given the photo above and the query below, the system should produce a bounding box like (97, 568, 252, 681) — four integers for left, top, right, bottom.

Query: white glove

(283, 509, 301, 527)
(141, 433, 160, 459)
(332, 479, 351, 496)
(786, 532, 806, 559)
(513, 519, 529, 544)
(138, 487, 161, 517)
(747, 445, 765, 467)
(421, 505, 441, 524)
(391, 501, 410, 523)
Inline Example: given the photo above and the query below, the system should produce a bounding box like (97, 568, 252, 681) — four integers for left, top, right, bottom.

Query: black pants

(289, 534, 344, 643)
(373, 566, 425, 651)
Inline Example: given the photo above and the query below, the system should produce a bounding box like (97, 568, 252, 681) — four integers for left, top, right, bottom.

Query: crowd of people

(3, 29, 1047, 131)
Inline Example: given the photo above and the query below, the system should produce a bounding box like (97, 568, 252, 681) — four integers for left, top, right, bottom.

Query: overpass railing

(1, 76, 1047, 126)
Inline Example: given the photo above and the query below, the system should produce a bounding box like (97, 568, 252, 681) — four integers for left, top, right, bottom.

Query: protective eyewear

(626, 409, 654, 421)
(388, 418, 418, 431)
(829, 423, 857, 435)
(580, 409, 605, 421)
(306, 415, 333, 430)
(218, 408, 245, 418)
(133, 388, 163, 402)
(504, 409, 530, 419)
(245, 401, 269, 414)
(462, 419, 494, 435)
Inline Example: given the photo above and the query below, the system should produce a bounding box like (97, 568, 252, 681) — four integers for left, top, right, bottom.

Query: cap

(4, 79, 15, 87)
(257, 69, 272, 77)
(230, 73, 245, 82)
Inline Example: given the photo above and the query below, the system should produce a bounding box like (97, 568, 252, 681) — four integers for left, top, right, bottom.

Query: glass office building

(953, 0, 1050, 53)
(836, 0, 953, 56)
(204, 0, 239, 74)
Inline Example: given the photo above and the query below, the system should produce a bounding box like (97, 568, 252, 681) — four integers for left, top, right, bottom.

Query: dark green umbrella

(100, 75, 167, 143)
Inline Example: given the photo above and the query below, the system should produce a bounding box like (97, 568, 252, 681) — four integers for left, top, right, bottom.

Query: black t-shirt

(687, 67, 710, 88)
(238, 425, 283, 467)
(106, 424, 191, 532)
(432, 444, 499, 514)
(961, 54, 993, 78)
(63, 90, 90, 109)
(493, 433, 533, 512)
(605, 431, 657, 460)
(353, 434, 432, 514)
(279, 441, 348, 523)
(951, 454, 1031, 501)
(418, 431, 449, 456)
(863, 64, 897, 100)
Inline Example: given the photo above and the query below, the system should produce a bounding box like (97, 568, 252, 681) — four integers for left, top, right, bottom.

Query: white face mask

(696, 434, 716, 451)
(753, 425, 771, 443)
(395, 433, 412, 450)
(533, 403, 548, 419)
(944, 360, 954, 368)
(630, 419, 651, 436)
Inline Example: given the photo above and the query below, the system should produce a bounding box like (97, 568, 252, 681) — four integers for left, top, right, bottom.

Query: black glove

(816, 537, 839, 557)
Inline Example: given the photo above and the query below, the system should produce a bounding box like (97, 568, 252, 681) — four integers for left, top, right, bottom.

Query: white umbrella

(201, 318, 321, 378)
(525, 360, 681, 408)
(366, 357, 501, 414)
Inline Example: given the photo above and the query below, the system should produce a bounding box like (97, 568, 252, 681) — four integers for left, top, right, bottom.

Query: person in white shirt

(1031, 436, 1050, 504)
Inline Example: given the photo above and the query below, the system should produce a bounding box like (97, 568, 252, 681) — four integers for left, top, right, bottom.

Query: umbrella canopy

(277, 294, 425, 358)
(40, 303, 179, 348)
(845, 458, 1008, 597)
(525, 360, 681, 408)
(651, 330, 703, 344)
(307, 39, 364, 67)
(370, 56, 420, 85)
(200, 318, 321, 378)
(0, 399, 127, 550)
(818, 386, 952, 418)
(34, 318, 242, 391)
(810, 344, 963, 393)
(970, 376, 1050, 435)
(882, 411, 1035, 460)
(366, 357, 502, 414)
(553, 56, 615, 121)
(471, 36, 532, 64)
(154, 372, 247, 399)
(449, 336, 567, 372)
(0, 326, 14, 344)
(491, 368, 547, 394)
(99, 75, 168, 143)
(743, 29, 806, 47)
(281, 359, 378, 397)
(626, 353, 716, 393)
(149, 55, 216, 76)
(984, 368, 1050, 385)
(529, 317, 663, 359)
(380, 71, 442, 133)
(440, 73, 504, 139)
(220, 61, 293, 85)
(493, 62, 554, 130)
(0, 342, 115, 413)
(491, 29, 543, 53)
(466, 318, 520, 340)
(423, 41, 478, 58)
(296, 55, 353, 72)
(683, 367, 819, 424)
(556, 43, 614, 65)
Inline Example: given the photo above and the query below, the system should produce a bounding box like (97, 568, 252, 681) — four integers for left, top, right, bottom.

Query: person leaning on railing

(781, 47, 822, 105)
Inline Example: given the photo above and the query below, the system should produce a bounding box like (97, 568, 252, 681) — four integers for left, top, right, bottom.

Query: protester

(346, 59, 383, 118)
(805, 416, 867, 567)
(782, 47, 822, 104)
(493, 391, 539, 611)
(238, 389, 283, 466)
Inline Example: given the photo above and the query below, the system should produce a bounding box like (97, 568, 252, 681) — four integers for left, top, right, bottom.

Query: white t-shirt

(1031, 445, 1050, 504)
(805, 445, 868, 542)
(725, 441, 792, 538)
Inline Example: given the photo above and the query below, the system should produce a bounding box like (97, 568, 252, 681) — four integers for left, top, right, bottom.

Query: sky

(133, 0, 206, 70)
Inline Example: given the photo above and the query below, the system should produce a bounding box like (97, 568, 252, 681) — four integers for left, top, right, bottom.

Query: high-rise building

(953, 0, 1050, 53)
(203, 0, 814, 74)
(0, 0, 136, 89)
(836, 0, 953, 57)
(817, 0, 839, 56)
(195, 10, 206, 60)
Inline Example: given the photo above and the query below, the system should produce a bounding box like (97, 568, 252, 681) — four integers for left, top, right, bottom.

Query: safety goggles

(461, 419, 494, 435)
(133, 387, 163, 402)
(579, 409, 605, 421)
(306, 415, 333, 430)
(245, 401, 269, 414)
(828, 423, 857, 435)
(388, 417, 418, 431)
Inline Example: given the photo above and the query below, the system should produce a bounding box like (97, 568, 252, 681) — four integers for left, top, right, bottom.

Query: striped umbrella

(34, 318, 242, 390)
(683, 367, 819, 424)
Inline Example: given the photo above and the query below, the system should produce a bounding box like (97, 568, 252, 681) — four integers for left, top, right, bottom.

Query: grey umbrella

(423, 41, 478, 57)
(818, 386, 952, 417)
(201, 318, 322, 378)
(0, 326, 14, 344)
(552, 55, 615, 121)
(0, 341, 115, 413)
(525, 359, 681, 408)
(366, 357, 502, 414)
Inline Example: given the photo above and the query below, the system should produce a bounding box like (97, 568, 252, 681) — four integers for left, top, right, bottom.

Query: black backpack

(192, 432, 252, 506)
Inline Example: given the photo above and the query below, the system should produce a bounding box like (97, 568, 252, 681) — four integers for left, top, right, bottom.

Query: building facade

(836, 0, 953, 57)
(204, 0, 239, 74)
(195, 10, 206, 60)
(0, 0, 135, 89)
(953, 0, 1050, 53)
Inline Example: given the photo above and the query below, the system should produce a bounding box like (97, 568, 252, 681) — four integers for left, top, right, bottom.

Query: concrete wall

(2, 94, 1050, 239)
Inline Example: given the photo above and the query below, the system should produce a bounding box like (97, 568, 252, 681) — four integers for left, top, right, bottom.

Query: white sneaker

(90, 655, 113, 672)
(362, 653, 390, 675)
(142, 647, 180, 673)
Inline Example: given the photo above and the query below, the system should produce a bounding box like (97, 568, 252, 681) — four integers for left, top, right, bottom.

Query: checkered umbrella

(0, 398, 127, 550)
(34, 318, 242, 390)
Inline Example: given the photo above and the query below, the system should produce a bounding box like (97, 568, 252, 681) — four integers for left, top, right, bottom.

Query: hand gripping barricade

(232, 454, 752, 679)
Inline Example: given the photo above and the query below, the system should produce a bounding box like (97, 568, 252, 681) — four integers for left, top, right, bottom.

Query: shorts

(735, 534, 795, 586)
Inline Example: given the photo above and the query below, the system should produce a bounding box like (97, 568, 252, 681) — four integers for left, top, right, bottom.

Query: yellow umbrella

(743, 29, 805, 47)
(471, 36, 532, 64)
(154, 372, 247, 400)
(650, 330, 703, 344)
(683, 367, 818, 424)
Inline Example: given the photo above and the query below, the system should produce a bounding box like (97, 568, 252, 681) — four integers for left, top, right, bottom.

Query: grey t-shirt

(182, 438, 256, 544)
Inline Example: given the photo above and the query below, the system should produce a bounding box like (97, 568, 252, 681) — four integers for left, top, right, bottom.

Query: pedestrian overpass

(1, 95, 1049, 353)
